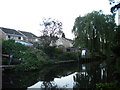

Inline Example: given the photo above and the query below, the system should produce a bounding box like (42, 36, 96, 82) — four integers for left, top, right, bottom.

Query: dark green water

(2, 60, 115, 89)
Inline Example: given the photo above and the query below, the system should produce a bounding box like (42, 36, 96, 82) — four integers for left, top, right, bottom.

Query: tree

(2, 39, 27, 60)
(62, 32, 66, 38)
(114, 26, 120, 45)
(111, 26, 120, 56)
(40, 18, 63, 46)
(40, 18, 63, 37)
(72, 11, 116, 55)
(109, 0, 120, 13)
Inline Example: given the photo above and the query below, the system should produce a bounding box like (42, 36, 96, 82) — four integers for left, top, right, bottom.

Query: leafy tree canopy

(40, 18, 63, 38)
(109, 0, 120, 14)
(72, 11, 116, 54)
(40, 18, 64, 46)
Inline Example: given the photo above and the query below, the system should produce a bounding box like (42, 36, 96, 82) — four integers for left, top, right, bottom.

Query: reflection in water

(82, 64, 86, 70)
(2, 60, 115, 89)
(99, 62, 107, 80)
(28, 72, 77, 89)
(73, 61, 109, 88)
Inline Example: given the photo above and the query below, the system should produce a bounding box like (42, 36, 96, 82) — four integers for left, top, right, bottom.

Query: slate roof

(19, 31, 38, 38)
(0, 27, 23, 36)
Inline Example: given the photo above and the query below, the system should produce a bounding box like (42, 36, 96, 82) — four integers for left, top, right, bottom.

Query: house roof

(0, 27, 23, 36)
(65, 38, 73, 42)
(15, 40, 33, 46)
(51, 37, 73, 48)
(19, 31, 38, 38)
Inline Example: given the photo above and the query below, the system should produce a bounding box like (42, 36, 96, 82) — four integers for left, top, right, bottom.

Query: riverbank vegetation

(2, 39, 79, 71)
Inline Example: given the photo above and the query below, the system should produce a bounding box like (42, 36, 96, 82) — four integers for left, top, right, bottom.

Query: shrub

(18, 51, 39, 71)
(16, 49, 51, 71)
(96, 82, 119, 88)
(2, 39, 27, 60)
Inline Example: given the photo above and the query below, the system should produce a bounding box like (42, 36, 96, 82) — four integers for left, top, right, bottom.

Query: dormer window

(18, 37, 21, 40)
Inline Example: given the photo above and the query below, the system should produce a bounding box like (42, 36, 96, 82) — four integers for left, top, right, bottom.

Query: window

(18, 37, 21, 40)
(67, 48, 70, 52)
(35, 38, 38, 41)
(8, 35, 11, 39)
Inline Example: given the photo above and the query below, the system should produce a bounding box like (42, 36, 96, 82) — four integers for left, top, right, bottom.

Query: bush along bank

(15, 49, 52, 71)
(2, 40, 79, 71)
(16, 47, 80, 71)
(15, 48, 79, 71)
(2, 40, 52, 71)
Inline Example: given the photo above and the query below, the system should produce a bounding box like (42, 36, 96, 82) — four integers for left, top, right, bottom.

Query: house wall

(55, 38, 73, 48)
(118, 8, 120, 25)
(27, 38, 39, 43)
(6, 34, 24, 41)
(56, 38, 64, 46)
(27, 38, 34, 43)
(0, 29, 7, 40)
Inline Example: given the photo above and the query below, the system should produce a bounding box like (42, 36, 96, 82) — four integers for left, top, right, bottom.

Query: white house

(0, 27, 24, 41)
(50, 37, 73, 49)
(0, 27, 39, 44)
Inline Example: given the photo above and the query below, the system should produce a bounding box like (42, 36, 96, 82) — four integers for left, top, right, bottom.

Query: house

(50, 37, 73, 52)
(0, 27, 39, 46)
(18, 30, 38, 43)
(0, 27, 24, 41)
(55, 38, 73, 48)
(38, 35, 58, 46)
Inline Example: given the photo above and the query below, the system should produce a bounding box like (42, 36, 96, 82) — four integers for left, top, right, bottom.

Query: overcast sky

(0, 0, 114, 39)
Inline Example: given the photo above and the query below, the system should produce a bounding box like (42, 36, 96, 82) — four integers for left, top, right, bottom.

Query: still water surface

(2, 60, 114, 89)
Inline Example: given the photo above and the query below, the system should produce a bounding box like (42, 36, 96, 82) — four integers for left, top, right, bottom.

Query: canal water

(2, 60, 115, 89)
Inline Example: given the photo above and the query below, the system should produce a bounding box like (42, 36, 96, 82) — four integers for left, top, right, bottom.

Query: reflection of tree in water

(40, 81, 68, 89)
(41, 81, 58, 89)
(73, 72, 90, 88)
(40, 63, 78, 89)
(73, 61, 108, 88)
(2, 71, 40, 88)
(3, 60, 115, 89)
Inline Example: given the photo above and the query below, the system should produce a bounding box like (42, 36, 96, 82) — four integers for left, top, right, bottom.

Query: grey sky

(0, 0, 113, 39)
